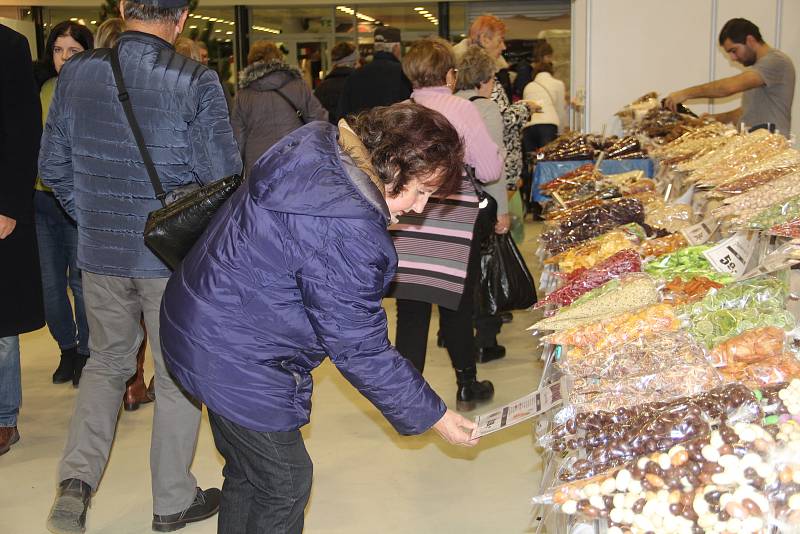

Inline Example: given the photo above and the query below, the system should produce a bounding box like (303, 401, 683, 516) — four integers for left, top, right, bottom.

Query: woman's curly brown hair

(349, 102, 465, 198)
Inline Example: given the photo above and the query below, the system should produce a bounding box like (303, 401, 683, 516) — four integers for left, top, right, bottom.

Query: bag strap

(109, 47, 167, 207)
(532, 80, 556, 109)
(270, 87, 308, 125)
(468, 95, 488, 102)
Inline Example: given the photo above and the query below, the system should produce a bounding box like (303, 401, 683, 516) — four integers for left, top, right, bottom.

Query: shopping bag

(476, 232, 537, 315)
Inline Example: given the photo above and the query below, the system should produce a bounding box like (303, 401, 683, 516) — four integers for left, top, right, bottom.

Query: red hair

(469, 15, 506, 43)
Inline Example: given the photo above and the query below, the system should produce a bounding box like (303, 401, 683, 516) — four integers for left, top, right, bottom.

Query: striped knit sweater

(388, 86, 503, 310)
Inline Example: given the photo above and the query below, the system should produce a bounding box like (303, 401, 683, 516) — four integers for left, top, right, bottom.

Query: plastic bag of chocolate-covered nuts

(761, 441, 800, 532)
(539, 383, 761, 483)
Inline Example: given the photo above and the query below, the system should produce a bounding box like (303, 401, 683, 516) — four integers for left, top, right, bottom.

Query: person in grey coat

(38, 0, 242, 532)
(454, 45, 510, 364)
(232, 40, 328, 173)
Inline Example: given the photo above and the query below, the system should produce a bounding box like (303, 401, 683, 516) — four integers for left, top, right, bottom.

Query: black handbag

(476, 232, 537, 316)
(109, 47, 242, 270)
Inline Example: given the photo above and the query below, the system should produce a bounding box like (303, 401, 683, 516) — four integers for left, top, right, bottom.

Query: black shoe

(53, 348, 77, 384)
(72, 355, 89, 388)
(152, 487, 221, 532)
(476, 344, 506, 364)
(46, 478, 92, 534)
(500, 312, 514, 324)
(455, 367, 494, 411)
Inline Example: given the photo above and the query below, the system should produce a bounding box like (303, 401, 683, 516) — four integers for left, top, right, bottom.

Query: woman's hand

(523, 100, 542, 114)
(495, 213, 511, 234)
(432, 409, 479, 446)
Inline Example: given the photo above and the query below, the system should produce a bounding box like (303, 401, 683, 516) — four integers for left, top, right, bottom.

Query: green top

(35, 77, 57, 192)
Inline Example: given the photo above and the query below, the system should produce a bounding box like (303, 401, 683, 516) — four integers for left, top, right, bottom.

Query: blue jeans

(34, 191, 89, 356)
(0, 336, 21, 427)
(208, 411, 313, 534)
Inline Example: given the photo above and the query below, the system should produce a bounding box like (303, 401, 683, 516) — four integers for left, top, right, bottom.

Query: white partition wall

(571, 0, 799, 138)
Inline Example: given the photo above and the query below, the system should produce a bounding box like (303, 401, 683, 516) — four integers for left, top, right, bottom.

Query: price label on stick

(680, 218, 720, 246)
(702, 231, 758, 278)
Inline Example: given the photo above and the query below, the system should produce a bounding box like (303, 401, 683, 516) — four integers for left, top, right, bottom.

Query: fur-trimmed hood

(238, 60, 302, 90)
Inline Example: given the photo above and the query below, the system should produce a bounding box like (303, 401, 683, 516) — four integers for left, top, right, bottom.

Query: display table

(532, 159, 656, 202)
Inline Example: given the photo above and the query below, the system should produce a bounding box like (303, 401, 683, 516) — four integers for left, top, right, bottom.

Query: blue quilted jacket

(160, 121, 446, 434)
(39, 31, 242, 278)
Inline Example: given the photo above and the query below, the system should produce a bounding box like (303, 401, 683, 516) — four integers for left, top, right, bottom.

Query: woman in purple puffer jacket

(160, 103, 479, 533)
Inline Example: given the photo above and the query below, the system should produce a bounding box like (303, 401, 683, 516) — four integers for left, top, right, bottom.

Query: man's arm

(193, 70, 243, 182)
(0, 31, 41, 236)
(709, 107, 743, 126)
(664, 70, 764, 111)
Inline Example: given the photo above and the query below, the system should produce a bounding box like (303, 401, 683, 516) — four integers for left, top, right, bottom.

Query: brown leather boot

(0, 426, 19, 455)
(123, 335, 153, 411)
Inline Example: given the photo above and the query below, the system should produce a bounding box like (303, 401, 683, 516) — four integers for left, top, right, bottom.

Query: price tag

(470, 377, 568, 439)
(680, 218, 720, 246)
(739, 242, 800, 281)
(702, 231, 758, 278)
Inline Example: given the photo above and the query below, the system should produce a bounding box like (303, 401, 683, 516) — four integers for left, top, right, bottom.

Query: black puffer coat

(314, 66, 354, 124)
(232, 60, 328, 173)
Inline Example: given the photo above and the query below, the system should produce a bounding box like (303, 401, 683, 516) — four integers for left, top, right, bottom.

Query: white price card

(471, 377, 567, 439)
(702, 231, 758, 278)
(680, 218, 720, 246)
(739, 241, 800, 281)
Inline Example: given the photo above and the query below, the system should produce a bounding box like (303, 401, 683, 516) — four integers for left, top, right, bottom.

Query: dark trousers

(395, 207, 494, 374)
(34, 191, 89, 356)
(208, 411, 313, 534)
(522, 124, 559, 208)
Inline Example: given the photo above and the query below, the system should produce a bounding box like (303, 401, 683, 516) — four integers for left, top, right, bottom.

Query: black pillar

(31, 6, 45, 60)
(234, 5, 250, 73)
(437, 2, 449, 40)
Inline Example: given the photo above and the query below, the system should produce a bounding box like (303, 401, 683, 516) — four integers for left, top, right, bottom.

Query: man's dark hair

(719, 18, 763, 45)
(350, 102, 465, 198)
(123, 1, 186, 26)
(45, 20, 94, 70)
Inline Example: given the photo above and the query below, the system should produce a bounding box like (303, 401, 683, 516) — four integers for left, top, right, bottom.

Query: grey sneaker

(152, 487, 221, 532)
(46, 478, 92, 534)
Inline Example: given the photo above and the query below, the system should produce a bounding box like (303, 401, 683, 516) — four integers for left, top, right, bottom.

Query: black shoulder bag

(271, 87, 309, 126)
(109, 47, 242, 270)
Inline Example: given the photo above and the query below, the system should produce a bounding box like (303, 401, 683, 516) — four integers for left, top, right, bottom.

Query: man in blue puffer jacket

(38, 0, 241, 532)
(161, 105, 479, 533)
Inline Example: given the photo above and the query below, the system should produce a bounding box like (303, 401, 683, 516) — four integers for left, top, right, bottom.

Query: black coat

(0, 24, 44, 337)
(314, 66, 354, 124)
(336, 52, 412, 119)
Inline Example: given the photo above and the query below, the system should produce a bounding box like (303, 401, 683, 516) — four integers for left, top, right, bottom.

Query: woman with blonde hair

(175, 37, 201, 61)
(232, 40, 327, 172)
(94, 17, 124, 48)
(392, 38, 503, 410)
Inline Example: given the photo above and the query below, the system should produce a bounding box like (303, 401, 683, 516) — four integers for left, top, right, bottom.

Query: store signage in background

(680, 218, 720, 246)
(703, 231, 758, 278)
(739, 239, 800, 281)
(471, 377, 568, 439)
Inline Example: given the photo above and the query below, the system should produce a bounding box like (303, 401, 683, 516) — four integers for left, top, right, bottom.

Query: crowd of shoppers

(1, 4, 545, 533)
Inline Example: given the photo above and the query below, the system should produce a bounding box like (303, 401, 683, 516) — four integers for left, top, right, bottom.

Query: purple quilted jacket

(160, 121, 446, 434)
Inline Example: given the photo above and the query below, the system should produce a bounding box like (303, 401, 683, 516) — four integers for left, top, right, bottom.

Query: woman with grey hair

(454, 45, 509, 363)
(455, 45, 509, 234)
